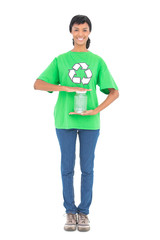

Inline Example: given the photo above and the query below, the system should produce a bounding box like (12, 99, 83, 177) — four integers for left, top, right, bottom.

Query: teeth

(78, 38, 84, 40)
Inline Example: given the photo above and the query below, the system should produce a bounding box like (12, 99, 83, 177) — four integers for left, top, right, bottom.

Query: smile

(77, 38, 84, 41)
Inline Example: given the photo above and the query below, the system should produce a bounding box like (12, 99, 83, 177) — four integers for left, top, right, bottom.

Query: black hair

(69, 15, 92, 49)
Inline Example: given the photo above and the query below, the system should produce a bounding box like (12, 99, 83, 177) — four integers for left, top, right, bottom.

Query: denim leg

(77, 129, 100, 215)
(55, 128, 78, 214)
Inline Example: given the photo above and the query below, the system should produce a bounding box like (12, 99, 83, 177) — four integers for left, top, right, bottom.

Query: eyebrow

(73, 27, 88, 29)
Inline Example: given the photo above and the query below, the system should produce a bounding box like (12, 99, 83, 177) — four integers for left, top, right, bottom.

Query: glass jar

(74, 91, 87, 113)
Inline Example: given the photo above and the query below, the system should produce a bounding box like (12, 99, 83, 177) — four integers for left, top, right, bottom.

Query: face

(71, 22, 90, 47)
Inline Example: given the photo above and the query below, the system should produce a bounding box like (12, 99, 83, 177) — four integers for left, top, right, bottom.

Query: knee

(61, 169, 74, 177)
(81, 170, 94, 176)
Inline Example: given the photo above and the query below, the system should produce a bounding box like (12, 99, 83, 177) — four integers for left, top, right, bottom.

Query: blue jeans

(55, 128, 100, 215)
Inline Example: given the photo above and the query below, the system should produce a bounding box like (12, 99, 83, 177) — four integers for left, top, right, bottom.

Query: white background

(0, 0, 160, 239)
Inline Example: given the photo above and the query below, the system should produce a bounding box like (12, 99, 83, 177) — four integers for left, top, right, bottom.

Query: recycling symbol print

(68, 62, 92, 85)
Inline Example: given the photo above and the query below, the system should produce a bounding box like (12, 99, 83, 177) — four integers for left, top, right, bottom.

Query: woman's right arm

(34, 79, 66, 92)
(34, 79, 92, 92)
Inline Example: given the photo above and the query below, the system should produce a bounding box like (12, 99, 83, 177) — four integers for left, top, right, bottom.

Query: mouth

(77, 38, 85, 41)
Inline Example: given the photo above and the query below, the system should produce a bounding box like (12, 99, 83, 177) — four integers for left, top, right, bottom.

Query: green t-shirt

(37, 50, 118, 130)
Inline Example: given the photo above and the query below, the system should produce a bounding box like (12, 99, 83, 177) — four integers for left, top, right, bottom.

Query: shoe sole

(77, 226, 90, 232)
(64, 225, 76, 231)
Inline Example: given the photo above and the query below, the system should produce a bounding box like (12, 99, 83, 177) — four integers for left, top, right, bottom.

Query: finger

(81, 112, 88, 115)
(69, 112, 81, 115)
(84, 89, 92, 91)
(79, 89, 92, 92)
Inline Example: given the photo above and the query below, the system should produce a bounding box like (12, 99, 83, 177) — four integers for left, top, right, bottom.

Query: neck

(71, 44, 88, 52)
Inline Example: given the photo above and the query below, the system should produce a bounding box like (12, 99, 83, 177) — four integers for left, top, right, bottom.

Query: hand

(65, 86, 92, 93)
(69, 109, 98, 116)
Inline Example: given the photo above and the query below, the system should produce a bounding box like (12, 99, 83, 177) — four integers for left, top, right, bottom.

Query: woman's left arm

(93, 88, 119, 114)
(69, 88, 119, 116)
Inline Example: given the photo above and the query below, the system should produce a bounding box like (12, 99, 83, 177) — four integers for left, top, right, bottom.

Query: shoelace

(78, 213, 90, 223)
(63, 213, 77, 223)
(68, 213, 76, 223)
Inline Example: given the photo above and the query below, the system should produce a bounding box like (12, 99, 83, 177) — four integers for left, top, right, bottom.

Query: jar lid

(76, 91, 87, 93)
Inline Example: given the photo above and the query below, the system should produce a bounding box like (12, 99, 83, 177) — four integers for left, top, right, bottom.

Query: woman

(34, 15, 119, 232)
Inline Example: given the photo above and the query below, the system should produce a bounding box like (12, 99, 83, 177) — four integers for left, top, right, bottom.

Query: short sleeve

(97, 58, 118, 94)
(37, 57, 59, 93)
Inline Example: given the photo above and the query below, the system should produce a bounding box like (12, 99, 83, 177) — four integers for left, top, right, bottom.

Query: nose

(78, 31, 84, 37)
(78, 34, 84, 38)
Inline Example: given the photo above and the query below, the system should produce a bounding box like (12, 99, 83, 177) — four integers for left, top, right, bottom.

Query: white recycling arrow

(72, 77, 81, 83)
(81, 78, 90, 84)
(73, 63, 81, 71)
(79, 63, 88, 69)
(69, 69, 76, 79)
(85, 69, 92, 78)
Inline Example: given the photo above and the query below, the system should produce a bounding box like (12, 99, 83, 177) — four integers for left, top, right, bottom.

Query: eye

(74, 29, 87, 32)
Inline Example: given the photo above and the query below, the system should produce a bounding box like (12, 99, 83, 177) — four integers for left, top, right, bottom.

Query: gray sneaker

(64, 213, 77, 231)
(77, 213, 90, 232)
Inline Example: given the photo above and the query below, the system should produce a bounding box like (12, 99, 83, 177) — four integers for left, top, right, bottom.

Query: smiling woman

(34, 14, 119, 232)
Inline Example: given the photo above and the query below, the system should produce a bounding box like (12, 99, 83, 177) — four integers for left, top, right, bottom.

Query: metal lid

(76, 91, 87, 93)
